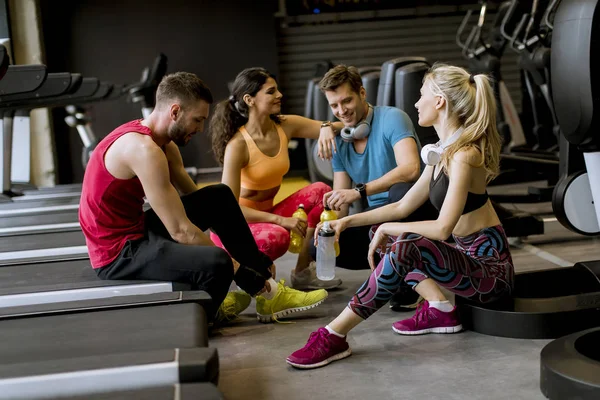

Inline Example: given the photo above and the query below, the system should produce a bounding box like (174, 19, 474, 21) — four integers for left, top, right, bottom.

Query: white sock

(325, 325, 345, 338)
(260, 278, 279, 300)
(428, 300, 454, 312)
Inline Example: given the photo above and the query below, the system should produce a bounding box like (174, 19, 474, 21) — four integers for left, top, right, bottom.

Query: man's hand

(279, 216, 308, 237)
(317, 125, 337, 160)
(323, 189, 361, 211)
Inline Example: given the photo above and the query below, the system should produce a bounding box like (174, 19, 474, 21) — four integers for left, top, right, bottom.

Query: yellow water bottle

(288, 204, 307, 253)
(319, 206, 340, 256)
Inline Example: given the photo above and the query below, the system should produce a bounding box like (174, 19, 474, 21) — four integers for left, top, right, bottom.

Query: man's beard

(168, 121, 189, 146)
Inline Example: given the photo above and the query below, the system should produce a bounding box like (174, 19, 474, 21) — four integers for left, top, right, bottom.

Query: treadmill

(14, 53, 168, 198)
(0, 63, 48, 203)
(0, 352, 222, 400)
(50, 383, 224, 400)
(0, 75, 109, 209)
(0, 292, 219, 399)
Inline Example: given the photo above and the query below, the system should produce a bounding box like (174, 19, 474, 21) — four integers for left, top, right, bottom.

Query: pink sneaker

(392, 301, 463, 335)
(286, 327, 352, 369)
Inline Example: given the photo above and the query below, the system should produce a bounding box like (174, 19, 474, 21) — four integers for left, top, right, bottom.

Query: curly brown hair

(209, 67, 281, 164)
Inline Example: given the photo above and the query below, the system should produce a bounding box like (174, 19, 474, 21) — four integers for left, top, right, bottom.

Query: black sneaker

(390, 281, 424, 312)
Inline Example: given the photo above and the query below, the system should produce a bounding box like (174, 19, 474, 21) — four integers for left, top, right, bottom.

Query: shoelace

(413, 302, 434, 327)
(304, 329, 331, 355)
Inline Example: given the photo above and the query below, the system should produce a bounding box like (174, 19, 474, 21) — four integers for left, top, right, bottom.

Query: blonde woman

(286, 63, 515, 369)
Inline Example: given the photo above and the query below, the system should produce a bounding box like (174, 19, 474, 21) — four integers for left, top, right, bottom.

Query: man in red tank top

(79, 72, 328, 322)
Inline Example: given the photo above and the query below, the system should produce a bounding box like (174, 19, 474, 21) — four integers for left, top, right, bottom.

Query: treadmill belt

(0, 303, 208, 364)
(0, 259, 158, 295)
(0, 211, 79, 228)
(0, 196, 79, 210)
(0, 230, 86, 252)
(21, 183, 82, 195)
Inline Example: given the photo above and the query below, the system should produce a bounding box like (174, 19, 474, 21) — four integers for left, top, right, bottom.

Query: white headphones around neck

(340, 104, 374, 142)
(420, 127, 464, 166)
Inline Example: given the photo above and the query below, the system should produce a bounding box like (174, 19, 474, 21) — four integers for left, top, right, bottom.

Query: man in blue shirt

(314, 65, 436, 310)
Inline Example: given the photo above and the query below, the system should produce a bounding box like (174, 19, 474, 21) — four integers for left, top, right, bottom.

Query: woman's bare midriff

(240, 185, 281, 205)
(453, 200, 501, 237)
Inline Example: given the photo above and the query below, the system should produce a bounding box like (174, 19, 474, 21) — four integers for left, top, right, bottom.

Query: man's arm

(128, 142, 213, 246)
(361, 137, 421, 196)
(324, 137, 421, 211)
(164, 142, 199, 195)
(342, 165, 433, 229)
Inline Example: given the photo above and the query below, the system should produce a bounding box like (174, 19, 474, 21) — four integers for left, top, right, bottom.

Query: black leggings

(96, 184, 273, 319)
(310, 182, 438, 270)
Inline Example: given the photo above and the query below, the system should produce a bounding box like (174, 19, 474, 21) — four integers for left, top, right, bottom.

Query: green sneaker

(255, 279, 328, 323)
(215, 290, 252, 324)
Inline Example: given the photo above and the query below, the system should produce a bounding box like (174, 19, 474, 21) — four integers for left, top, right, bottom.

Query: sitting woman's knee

(390, 232, 423, 253)
(397, 232, 422, 241)
(310, 181, 332, 196)
(255, 225, 290, 261)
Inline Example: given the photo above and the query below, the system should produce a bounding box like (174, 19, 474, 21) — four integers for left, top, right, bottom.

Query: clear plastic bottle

(319, 206, 340, 256)
(288, 204, 307, 254)
(316, 221, 336, 280)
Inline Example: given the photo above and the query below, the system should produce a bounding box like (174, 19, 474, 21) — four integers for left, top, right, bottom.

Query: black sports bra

(429, 168, 489, 214)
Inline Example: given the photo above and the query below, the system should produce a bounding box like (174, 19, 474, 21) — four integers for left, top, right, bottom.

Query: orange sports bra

(239, 124, 290, 192)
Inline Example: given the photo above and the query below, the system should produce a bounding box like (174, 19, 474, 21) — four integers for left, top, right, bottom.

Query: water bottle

(316, 221, 336, 280)
(320, 205, 337, 223)
(288, 204, 307, 254)
(319, 206, 340, 256)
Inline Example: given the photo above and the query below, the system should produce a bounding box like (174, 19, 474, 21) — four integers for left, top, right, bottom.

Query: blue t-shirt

(332, 106, 421, 207)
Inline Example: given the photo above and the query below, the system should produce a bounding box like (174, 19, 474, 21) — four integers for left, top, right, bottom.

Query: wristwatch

(355, 183, 368, 207)
(321, 121, 332, 128)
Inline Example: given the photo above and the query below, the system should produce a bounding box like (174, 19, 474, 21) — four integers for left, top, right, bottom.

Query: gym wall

(275, 6, 522, 117)
(39, 0, 279, 184)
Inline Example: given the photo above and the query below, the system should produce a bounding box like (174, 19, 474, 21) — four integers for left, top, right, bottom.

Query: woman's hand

(368, 224, 390, 271)
(314, 218, 347, 247)
(318, 124, 337, 160)
(280, 217, 308, 237)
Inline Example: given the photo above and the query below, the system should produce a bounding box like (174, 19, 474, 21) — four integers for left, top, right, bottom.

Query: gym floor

(209, 179, 600, 400)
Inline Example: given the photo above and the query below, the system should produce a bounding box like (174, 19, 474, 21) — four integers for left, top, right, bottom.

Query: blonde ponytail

(425, 64, 502, 182)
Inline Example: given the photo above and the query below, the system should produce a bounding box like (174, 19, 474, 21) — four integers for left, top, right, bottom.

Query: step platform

(540, 327, 600, 399)
(456, 261, 600, 339)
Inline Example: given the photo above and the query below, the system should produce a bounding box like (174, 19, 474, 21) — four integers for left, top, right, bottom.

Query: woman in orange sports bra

(210, 67, 343, 291)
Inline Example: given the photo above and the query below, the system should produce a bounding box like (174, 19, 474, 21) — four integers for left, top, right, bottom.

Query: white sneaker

(291, 261, 342, 291)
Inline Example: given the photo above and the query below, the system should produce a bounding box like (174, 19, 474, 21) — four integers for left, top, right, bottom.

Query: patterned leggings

(211, 182, 331, 262)
(349, 225, 515, 319)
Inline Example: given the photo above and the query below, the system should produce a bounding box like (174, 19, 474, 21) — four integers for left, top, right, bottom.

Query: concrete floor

(210, 215, 600, 400)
